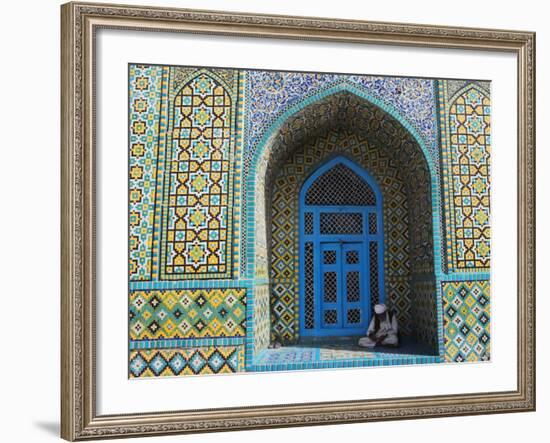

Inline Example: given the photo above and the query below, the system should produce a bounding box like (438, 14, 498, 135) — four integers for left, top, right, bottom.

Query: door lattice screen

(300, 157, 385, 337)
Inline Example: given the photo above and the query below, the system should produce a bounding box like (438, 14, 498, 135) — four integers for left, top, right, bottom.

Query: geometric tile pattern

(245, 72, 438, 167)
(128, 65, 247, 378)
(411, 278, 439, 351)
(126, 64, 491, 376)
(161, 72, 235, 279)
(253, 284, 271, 355)
(129, 288, 246, 340)
(270, 130, 412, 341)
(128, 64, 166, 281)
(442, 280, 490, 362)
(441, 84, 491, 271)
(129, 346, 244, 377)
(407, 152, 435, 276)
(251, 337, 440, 371)
(242, 72, 438, 277)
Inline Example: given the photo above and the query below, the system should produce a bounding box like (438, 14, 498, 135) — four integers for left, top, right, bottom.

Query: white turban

(374, 304, 387, 314)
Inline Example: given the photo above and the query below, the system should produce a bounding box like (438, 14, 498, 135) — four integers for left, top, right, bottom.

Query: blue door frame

(299, 157, 385, 338)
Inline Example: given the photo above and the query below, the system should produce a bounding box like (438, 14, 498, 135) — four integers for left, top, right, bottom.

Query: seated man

(358, 303, 399, 348)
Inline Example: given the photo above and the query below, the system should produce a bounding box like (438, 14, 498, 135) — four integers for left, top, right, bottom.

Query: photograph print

(127, 64, 491, 378)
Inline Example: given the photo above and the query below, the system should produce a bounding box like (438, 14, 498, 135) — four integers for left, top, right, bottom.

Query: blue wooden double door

(320, 239, 368, 332)
(299, 157, 385, 338)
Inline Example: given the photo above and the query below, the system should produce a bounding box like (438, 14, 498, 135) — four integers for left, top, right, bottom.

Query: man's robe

(358, 311, 399, 348)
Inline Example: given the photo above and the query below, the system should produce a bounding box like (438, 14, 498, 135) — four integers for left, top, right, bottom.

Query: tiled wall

(252, 284, 271, 356)
(128, 65, 491, 377)
(128, 65, 248, 377)
(269, 131, 413, 341)
(438, 80, 492, 361)
(442, 280, 490, 362)
(128, 288, 247, 377)
(128, 64, 167, 281)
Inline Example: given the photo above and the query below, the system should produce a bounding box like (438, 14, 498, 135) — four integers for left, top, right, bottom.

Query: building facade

(128, 65, 491, 377)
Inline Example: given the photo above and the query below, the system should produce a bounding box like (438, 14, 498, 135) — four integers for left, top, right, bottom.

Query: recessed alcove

(248, 89, 441, 370)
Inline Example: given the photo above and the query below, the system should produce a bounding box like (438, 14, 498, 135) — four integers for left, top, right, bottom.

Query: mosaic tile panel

(160, 71, 238, 279)
(252, 338, 441, 371)
(441, 83, 491, 271)
(270, 131, 412, 341)
(411, 277, 439, 351)
(406, 157, 435, 275)
(128, 65, 166, 281)
(253, 284, 271, 355)
(125, 64, 490, 376)
(245, 72, 438, 163)
(443, 280, 490, 362)
(129, 288, 246, 340)
(129, 346, 244, 377)
(270, 282, 296, 341)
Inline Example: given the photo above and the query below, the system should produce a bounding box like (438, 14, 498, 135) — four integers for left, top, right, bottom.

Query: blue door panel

(298, 156, 385, 338)
(320, 243, 341, 329)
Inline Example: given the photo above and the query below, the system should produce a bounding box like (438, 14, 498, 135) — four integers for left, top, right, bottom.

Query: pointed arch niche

(247, 86, 442, 368)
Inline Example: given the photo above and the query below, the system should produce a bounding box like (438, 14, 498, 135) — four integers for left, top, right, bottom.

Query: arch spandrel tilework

(440, 82, 491, 272)
(241, 78, 439, 279)
(270, 131, 412, 341)
(159, 72, 239, 280)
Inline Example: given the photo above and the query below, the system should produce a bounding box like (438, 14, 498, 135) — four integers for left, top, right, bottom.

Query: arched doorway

(247, 87, 442, 364)
(299, 156, 384, 337)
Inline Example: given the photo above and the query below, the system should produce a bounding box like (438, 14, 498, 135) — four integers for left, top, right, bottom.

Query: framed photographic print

(60, 1, 536, 440)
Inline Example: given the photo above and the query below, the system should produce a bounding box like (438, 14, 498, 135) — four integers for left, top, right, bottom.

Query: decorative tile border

(128, 64, 166, 281)
(129, 346, 244, 377)
(129, 337, 244, 350)
(129, 288, 246, 340)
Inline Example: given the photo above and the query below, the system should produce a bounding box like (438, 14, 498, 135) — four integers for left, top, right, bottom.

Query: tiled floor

(250, 336, 441, 372)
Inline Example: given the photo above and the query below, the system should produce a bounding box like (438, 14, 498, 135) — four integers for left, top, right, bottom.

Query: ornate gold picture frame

(61, 1, 535, 440)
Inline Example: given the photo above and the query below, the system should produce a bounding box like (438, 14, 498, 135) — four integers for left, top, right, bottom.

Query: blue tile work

(128, 65, 167, 281)
(129, 346, 244, 377)
(439, 80, 491, 272)
(245, 72, 438, 164)
(251, 337, 441, 372)
(442, 280, 490, 362)
(270, 131, 413, 341)
(244, 82, 447, 355)
(128, 64, 491, 377)
(129, 337, 244, 350)
(241, 76, 440, 279)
